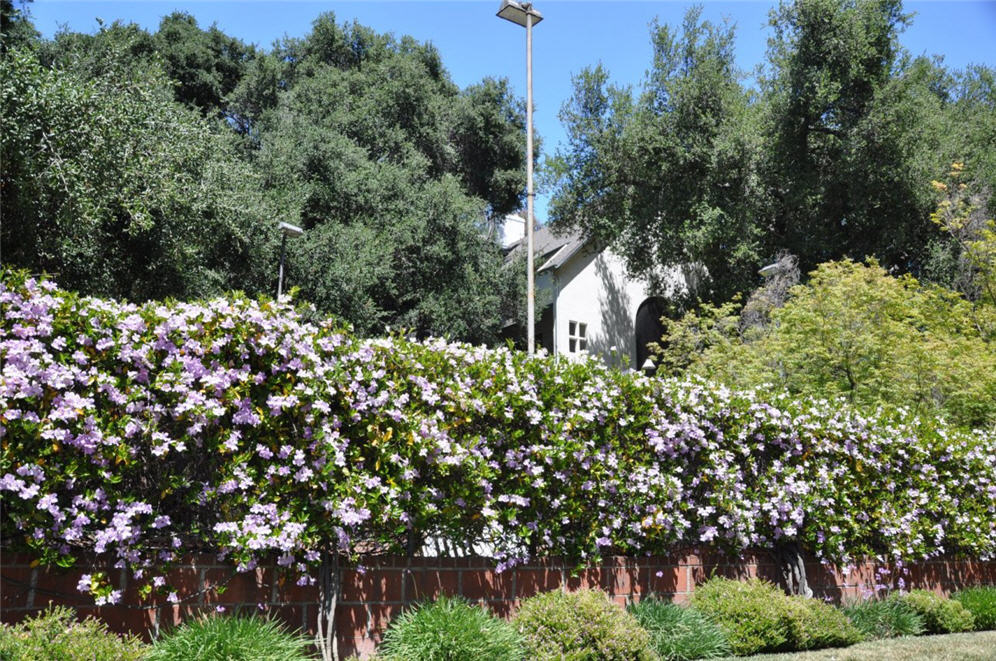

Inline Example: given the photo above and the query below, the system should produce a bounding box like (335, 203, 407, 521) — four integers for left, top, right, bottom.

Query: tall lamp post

(277, 221, 303, 298)
(497, 0, 542, 355)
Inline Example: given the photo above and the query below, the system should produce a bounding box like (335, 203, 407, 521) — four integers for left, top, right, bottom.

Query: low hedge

(2, 271, 995, 606)
(894, 590, 975, 634)
(0, 607, 145, 661)
(514, 588, 656, 660)
(689, 578, 863, 655)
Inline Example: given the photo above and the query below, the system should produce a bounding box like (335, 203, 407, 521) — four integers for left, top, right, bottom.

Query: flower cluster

(2, 270, 994, 604)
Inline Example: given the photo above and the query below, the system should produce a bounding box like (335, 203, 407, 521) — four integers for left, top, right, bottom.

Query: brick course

(2, 550, 993, 659)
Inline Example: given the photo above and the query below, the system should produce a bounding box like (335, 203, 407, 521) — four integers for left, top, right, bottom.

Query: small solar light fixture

(497, 0, 542, 355)
(641, 357, 657, 377)
(277, 222, 304, 298)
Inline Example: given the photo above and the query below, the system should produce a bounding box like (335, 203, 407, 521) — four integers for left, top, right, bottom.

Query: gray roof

(505, 224, 588, 273)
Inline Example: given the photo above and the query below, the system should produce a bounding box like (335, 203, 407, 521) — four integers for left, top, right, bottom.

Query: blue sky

(29, 1, 996, 221)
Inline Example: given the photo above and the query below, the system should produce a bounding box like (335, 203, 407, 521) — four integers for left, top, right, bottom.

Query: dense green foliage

(893, 590, 976, 634)
(550, 0, 996, 304)
(145, 615, 314, 661)
(689, 578, 862, 655)
(654, 259, 996, 430)
(514, 589, 657, 661)
(2, 272, 994, 604)
(0, 606, 145, 661)
(627, 599, 730, 660)
(688, 579, 795, 655)
(2, 11, 526, 344)
(378, 597, 524, 661)
(953, 587, 996, 631)
(842, 598, 925, 639)
(783, 596, 864, 650)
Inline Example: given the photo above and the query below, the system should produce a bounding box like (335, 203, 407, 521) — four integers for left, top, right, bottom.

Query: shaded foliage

(3, 11, 527, 344)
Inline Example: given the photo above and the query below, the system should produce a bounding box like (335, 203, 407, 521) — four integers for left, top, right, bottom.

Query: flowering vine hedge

(2, 271, 995, 605)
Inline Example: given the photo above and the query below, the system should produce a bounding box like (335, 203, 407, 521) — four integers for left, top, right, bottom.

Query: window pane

(569, 321, 577, 336)
(579, 323, 587, 337)
(569, 338, 577, 352)
(579, 339, 587, 351)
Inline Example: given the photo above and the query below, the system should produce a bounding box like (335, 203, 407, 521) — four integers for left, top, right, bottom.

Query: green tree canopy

(3, 11, 529, 344)
(550, 0, 996, 305)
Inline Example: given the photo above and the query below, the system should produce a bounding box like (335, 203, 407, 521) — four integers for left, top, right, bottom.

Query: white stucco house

(501, 213, 694, 369)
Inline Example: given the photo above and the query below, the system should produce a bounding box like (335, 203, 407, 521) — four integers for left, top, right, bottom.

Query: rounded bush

(783, 596, 863, 650)
(0, 606, 145, 661)
(689, 578, 792, 655)
(514, 588, 657, 660)
(145, 614, 314, 661)
(628, 598, 729, 660)
(843, 598, 925, 639)
(953, 587, 996, 630)
(893, 590, 975, 634)
(378, 596, 524, 661)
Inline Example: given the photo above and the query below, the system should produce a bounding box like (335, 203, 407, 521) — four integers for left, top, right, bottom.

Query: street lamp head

(279, 221, 304, 238)
(497, 0, 543, 27)
(758, 262, 781, 278)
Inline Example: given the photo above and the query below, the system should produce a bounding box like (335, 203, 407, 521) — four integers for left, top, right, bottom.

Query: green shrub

(893, 590, 975, 634)
(145, 614, 314, 661)
(953, 586, 996, 630)
(689, 578, 793, 655)
(628, 598, 729, 660)
(0, 606, 145, 661)
(514, 588, 657, 660)
(378, 596, 524, 661)
(783, 596, 863, 649)
(843, 598, 925, 639)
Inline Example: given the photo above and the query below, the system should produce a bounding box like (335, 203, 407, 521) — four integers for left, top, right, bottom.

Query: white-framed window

(568, 321, 587, 353)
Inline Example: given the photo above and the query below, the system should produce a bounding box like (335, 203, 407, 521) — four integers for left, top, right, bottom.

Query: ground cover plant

(378, 596, 523, 661)
(145, 614, 314, 661)
(892, 590, 975, 634)
(953, 586, 996, 630)
(628, 599, 730, 660)
(0, 606, 145, 661)
(842, 598, 925, 639)
(514, 588, 656, 660)
(1, 270, 995, 611)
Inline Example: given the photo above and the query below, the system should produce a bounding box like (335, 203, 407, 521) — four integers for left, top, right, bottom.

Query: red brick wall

(2, 550, 994, 659)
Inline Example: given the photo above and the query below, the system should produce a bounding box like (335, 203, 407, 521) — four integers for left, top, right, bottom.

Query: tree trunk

(316, 549, 341, 661)
(776, 542, 813, 598)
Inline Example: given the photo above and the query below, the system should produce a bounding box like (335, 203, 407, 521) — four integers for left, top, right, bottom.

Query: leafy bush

(0, 606, 145, 661)
(378, 596, 524, 661)
(893, 590, 975, 634)
(1, 271, 995, 605)
(514, 588, 656, 660)
(655, 259, 996, 429)
(783, 596, 863, 650)
(953, 586, 996, 630)
(145, 614, 314, 661)
(628, 598, 729, 660)
(843, 598, 925, 639)
(690, 578, 862, 654)
(689, 578, 793, 655)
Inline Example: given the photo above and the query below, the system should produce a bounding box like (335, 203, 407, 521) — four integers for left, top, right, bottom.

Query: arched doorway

(634, 297, 668, 371)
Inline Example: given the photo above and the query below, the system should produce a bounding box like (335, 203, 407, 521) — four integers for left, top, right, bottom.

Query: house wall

(552, 247, 682, 368)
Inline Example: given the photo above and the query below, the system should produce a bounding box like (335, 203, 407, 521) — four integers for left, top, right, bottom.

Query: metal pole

(277, 232, 287, 298)
(526, 9, 535, 356)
